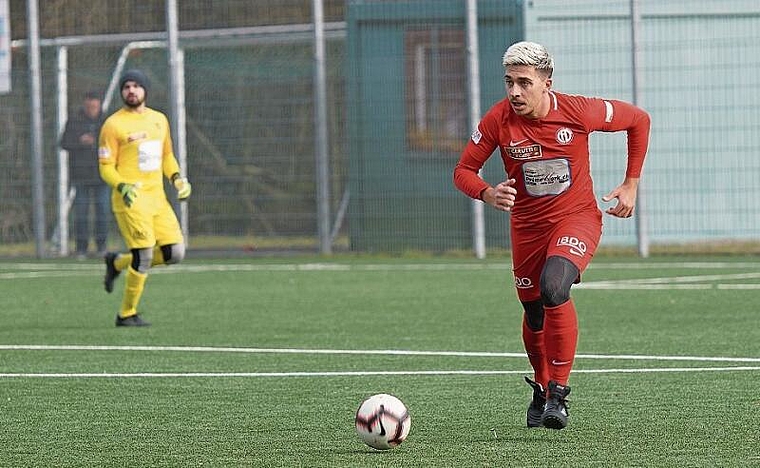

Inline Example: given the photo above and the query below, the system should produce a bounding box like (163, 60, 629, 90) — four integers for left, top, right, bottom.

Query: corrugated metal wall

(525, 0, 760, 246)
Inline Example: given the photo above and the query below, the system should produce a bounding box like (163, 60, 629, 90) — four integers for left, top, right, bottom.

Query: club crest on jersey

(471, 127, 482, 145)
(555, 127, 573, 145)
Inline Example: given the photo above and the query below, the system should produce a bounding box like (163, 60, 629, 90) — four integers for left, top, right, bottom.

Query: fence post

(630, 0, 649, 258)
(313, 0, 332, 254)
(27, 0, 46, 258)
(55, 45, 69, 256)
(166, 0, 190, 244)
(466, 0, 485, 259)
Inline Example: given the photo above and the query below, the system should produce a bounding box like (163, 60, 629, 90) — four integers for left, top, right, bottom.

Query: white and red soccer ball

(354, 393, 411, 450)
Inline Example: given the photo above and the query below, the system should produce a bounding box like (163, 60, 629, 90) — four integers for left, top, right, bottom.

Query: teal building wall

(346, 0, 524, 252)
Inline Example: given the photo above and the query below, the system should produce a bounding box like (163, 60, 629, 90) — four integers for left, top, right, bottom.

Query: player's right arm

(481, 179, 517, 212)
(98, 118, 124, 189)
(453, 110, 498, 198)
(98, 117, 139, 208)
(453, 106, 516, 212)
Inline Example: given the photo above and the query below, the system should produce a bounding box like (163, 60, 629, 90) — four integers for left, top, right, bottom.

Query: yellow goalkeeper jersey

(98, 107, 180, 211)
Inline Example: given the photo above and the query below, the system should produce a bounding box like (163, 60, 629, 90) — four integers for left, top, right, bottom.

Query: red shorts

(510, 210, 602, 302)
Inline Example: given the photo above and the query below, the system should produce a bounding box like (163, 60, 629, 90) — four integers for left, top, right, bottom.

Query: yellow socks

(114, 253, 132, 272)
(112, 248, 165, 319)
(151, 245, 165, 266)
(119, 267, 147, 319)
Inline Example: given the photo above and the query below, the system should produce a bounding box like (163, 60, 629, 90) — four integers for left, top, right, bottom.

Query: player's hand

(482, 178, 517, 212)
(602, 177, 639, 218)
(173, 177, 192, 200)
(117, 182, 138, 208)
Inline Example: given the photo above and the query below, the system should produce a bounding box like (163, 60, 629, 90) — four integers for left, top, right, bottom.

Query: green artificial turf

(1, 255, 758, 467)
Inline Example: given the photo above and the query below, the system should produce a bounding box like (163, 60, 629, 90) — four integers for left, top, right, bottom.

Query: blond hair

(502, 41, 554, 78)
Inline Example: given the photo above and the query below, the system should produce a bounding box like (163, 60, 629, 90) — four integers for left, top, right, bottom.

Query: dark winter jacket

(60, 107, 105, 185)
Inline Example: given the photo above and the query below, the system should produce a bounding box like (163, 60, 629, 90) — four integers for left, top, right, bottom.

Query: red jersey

(454, 91, 650, 224)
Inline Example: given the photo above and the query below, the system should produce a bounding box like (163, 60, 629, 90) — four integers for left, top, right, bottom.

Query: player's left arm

(601, 177, 639, 218)
(587, 98, 651, 218)
(160, 115, 192, 200)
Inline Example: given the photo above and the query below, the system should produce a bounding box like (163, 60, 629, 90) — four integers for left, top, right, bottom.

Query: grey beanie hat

(119, 69, 150, 93)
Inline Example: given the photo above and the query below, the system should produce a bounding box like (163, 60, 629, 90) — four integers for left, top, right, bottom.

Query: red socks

(543, 300, 578, 386)
(522, 318, 549, 388)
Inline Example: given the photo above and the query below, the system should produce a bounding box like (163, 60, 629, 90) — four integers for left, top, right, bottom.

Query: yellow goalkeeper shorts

(114, 196, 183, 249)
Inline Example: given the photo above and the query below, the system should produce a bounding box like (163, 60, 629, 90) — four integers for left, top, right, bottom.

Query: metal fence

(2, 0, 760, 257)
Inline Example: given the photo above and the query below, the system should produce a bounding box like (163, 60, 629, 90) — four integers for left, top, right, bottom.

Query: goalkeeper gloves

(117, 182, 138, 208)
(172, 175, 192, 200)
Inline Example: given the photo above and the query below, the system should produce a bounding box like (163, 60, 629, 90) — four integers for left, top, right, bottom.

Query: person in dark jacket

(60, 90, 110, 258)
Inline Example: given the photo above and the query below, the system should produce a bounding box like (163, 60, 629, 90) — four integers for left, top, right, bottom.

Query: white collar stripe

(604, 100, 614, 123)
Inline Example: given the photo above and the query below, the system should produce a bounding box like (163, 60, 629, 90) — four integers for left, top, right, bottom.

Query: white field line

(0, 264, 496, 280)
(575, 271, 760, 290)
(2, 367, 760, 379)
(2, 344, 759, 362)
(577, 283, 714, 290)
(2, 261, 760, 273)
(717, 284, 760, 289)
(2, 262, 760, 289)
(2, 346, 758, 378)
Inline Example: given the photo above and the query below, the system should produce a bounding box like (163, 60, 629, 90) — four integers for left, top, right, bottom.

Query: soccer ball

(354, 393, 411, 450)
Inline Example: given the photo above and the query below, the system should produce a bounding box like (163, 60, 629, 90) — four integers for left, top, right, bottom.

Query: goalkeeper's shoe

(541, 380, 571, 430)
(524, 376, 546, 428)
(115, 314, 151, 327)
(103, 252, 121, 293)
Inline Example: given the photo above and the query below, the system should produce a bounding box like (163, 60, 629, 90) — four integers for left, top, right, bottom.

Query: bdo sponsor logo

(514, 277, 533, 289)
(556, 236, 587, 257)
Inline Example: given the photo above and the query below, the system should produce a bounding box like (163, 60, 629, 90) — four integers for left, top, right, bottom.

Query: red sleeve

(453, 107, 501, 200)
(583, 97, 651, 178)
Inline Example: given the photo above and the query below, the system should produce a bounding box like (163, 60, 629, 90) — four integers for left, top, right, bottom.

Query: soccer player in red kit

(453, 41, 650, 429)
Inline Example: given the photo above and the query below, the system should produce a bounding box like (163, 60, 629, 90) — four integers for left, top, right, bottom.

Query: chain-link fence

(2, 0, 760, 257)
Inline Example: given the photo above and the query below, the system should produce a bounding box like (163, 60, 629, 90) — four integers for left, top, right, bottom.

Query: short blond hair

(502, 41, 554, 78)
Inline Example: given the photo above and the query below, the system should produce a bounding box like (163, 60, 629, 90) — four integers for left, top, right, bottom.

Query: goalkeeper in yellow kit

(98, 69, 192, 327)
